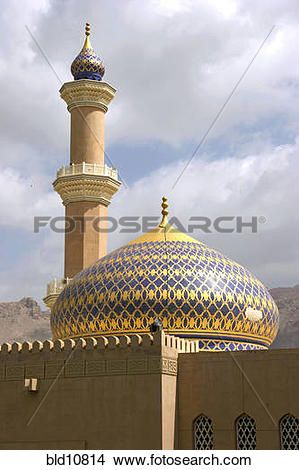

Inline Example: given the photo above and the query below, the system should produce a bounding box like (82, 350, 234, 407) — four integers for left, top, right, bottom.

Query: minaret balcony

(60, 80, 116, 112)
(56, 162, 118, 179)
(43, 278, 72, 310)
(53, 162, 121, 206)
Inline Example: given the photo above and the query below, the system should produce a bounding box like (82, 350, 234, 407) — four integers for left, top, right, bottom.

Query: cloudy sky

(0, 0, 299, 304)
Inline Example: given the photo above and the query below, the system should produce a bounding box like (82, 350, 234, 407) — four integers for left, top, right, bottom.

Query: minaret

(44, 23, 120, 309)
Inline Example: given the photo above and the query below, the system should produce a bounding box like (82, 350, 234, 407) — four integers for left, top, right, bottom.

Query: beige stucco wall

(0, 333, 178, 450)
(161, 374, 177, 450)
(4, 373, 161, 449)
(177, 348, 299, 450)
(0, 334, 298, 450)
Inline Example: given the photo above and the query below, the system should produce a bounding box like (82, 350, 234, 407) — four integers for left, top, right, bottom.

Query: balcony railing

(56, 162, 118, 180)
(46, 278, 72, 296)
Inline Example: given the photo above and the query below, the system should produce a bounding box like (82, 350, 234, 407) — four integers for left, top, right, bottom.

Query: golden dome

(51, 198, 279, 351)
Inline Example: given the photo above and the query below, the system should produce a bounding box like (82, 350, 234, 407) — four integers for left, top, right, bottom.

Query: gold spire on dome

(83, 22, 92, 50)
(159, 196, 169, 228)
(126, 195, 201, 244)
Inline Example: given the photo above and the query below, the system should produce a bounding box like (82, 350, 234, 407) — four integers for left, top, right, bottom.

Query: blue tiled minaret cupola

(71, 22, 105, 81)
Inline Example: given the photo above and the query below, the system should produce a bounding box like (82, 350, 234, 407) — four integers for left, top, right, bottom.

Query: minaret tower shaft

(44, 23, 120, 309)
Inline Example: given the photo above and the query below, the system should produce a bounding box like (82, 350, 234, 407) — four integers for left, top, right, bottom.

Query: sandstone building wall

(0, 332, 297, 450)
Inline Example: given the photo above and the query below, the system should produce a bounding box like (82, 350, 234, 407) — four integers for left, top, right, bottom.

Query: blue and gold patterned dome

(51, 198, 279, 351)
(71, 23, 105, 81)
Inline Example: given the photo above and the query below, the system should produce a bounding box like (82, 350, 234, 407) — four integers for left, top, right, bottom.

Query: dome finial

(159, 196, 169, 228)
(85, 22, 91, 36)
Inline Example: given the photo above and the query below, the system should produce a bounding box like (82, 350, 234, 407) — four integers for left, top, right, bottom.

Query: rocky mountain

(0, 286, 298, 348)
(0, 297, 51, 345)
(270, 284, 299, 349)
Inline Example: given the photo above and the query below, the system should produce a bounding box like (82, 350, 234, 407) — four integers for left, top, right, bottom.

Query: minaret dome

(71, 22, 105, 81)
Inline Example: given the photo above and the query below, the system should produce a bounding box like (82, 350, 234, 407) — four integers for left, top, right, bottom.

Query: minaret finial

(83, 22, 91, 50)
(85, 22, 91, 37)
(159, 196, 169, 228)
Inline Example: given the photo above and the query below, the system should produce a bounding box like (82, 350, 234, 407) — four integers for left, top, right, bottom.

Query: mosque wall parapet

(0, 332, 199, 382)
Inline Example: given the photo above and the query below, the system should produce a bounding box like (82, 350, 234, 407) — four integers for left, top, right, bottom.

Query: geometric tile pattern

(194, 415, 213, 450)
(236, 414, 257, 450)
(71, 47, 105, 81)
(52, 239, 279, 351)
(280, 414, 299, 450)
(198, 339, 266, 351)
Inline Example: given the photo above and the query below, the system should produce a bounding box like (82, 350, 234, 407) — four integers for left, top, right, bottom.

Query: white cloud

(0, 136, 298, 302)
(0, 0, 299, 303)
(109, 138, 299, 288)
(0, 163, 63, 303)
(0, 166, 62, 230)
(1, 0, 299, 157)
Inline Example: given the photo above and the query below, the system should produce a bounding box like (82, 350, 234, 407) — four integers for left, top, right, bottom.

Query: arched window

(280, 414, 299, 450)
(235, 414, 256, 450)
(193, 414, 213, 450)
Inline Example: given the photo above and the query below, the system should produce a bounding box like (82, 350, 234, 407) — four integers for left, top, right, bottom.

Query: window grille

(236, 414, 256, 449)
(194, 414, 213, 450)
(280, 414, 299, 450)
